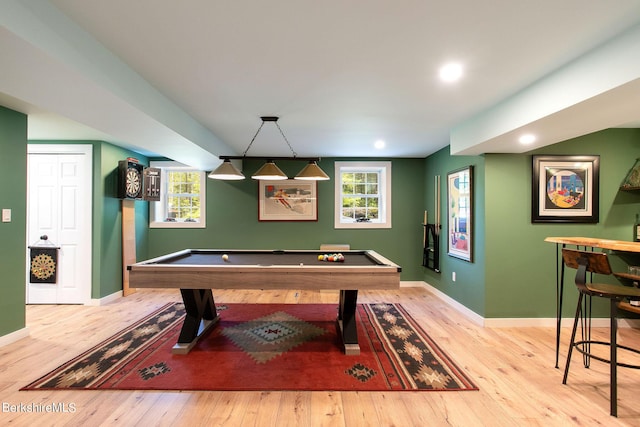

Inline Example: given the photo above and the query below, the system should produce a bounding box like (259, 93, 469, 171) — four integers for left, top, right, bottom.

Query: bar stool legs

(610, 299, 617, 417)
(561, 248, 640, 417)
(563, 295, 619, 416)
(562, 293, 582, 385)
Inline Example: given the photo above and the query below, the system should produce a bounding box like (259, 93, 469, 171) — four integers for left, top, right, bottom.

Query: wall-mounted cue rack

(422, 175, 441, 272)
(423, 223, 440, 272)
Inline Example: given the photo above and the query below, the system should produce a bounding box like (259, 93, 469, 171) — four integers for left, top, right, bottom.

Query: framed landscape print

(447, 166, 473, 262)
(258, 180, 318, 221)
(531, 155, 599, 223)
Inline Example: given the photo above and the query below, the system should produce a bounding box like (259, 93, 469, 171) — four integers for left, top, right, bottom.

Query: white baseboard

(400, 281, 424, 288)
(418, 281, 640, 328)
(484, 317, 640, 328)
(420, 281, 485, 326)
(86, 290, 122, 306)
(0, 326, 29, 348)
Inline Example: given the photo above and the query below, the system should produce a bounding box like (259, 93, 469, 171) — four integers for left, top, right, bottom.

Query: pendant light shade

(295, 161, 330, 180)
(208, 116, 330, 181)
(208, 159, 244, 180)
(251, 161, 288, 180)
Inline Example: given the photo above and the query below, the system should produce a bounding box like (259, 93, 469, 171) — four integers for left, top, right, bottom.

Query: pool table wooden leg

(174, 288, 219, 354)
(337, 289, 359, 355)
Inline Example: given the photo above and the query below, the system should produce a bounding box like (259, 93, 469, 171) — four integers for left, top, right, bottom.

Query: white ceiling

(1, 1, 640, 170)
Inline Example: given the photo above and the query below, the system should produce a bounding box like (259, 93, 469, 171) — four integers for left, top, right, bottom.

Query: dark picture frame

(258, 179, 318, 221)
(447, 166, 473, 262)
(531, 155, 600, 223)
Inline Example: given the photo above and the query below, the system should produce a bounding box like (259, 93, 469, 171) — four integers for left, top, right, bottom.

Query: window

(334, 161, 391, 229)
(149, 161, 206, 228)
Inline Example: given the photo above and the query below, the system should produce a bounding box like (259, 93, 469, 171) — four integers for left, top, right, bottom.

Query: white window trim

(149, 160, 206, 229)
(334, 161, 391, 229)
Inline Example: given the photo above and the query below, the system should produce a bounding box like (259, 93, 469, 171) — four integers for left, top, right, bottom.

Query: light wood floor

(2, 286, 640, 426)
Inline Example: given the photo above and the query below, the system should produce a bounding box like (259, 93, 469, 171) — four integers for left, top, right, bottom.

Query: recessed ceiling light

(374, 139, 385, 149)
(439, 62, 463, 82)
(519, 134, 536, 145)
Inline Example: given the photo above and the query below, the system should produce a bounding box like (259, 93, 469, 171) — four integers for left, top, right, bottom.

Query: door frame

(26, 143, 93, 304)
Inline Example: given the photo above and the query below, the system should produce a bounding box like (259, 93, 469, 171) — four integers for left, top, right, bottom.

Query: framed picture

(447, 166, 473, 262)
(531, 155, 599, 223)
(258, 180, 318, 221)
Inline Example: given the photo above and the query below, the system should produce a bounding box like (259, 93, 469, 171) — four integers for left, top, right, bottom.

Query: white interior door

(27, 144, 92, 304)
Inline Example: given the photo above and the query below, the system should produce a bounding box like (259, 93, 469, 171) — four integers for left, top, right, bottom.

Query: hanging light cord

(241, 120, 264, 157)
(241, 117, 297, 158)
(274, 121, 297, 158)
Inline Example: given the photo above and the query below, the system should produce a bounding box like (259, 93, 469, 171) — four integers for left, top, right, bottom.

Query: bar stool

(561, 248, 640, 417)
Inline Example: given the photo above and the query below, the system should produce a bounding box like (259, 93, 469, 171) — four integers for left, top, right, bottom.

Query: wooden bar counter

(545, 236, 640, 368)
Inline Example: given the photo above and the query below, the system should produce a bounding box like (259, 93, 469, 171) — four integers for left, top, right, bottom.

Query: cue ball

(300, 262, 304, 266)
(222, 254, 229, 262)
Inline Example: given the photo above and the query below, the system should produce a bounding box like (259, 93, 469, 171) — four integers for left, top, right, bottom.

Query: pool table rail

(128, 249, 401, 291)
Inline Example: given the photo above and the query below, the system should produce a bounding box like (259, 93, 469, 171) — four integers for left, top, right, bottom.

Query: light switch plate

(2, 209, 11, 222)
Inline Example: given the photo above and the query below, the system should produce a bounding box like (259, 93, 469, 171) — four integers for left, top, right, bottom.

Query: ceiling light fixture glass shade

(208, 159, 245, 180)
(295, 161, 330, 180)
(251, 161, 288, 180)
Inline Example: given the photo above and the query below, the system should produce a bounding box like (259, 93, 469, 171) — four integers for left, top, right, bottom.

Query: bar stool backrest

(562, 249, 612, 292)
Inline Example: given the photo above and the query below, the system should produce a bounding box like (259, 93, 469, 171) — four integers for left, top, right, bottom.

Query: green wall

(147, 158, 425, 281)
(486, 129, 640, 318)
(424, 128, 640, 319)
(95, 143, 149, 298)
(422, 147, 486, 315)
(0, 106, 27, 336)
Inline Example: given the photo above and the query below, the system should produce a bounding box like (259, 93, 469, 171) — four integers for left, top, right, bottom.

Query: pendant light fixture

(207, 159, 244, 180)
(295, 161, 330, 180)
(208, 116, 330, 181)
(251, 161, 287, 180)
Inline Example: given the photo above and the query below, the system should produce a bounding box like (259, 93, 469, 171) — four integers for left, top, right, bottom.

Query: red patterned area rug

(22, 303, 477, 392)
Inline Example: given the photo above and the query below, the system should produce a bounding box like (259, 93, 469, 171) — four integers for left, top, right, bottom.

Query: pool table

(128, 249, 402, 355)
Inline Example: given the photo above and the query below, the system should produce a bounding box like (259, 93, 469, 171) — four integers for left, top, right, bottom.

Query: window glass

(149, 161, 206, 228)
(334, 161, 391, 229)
